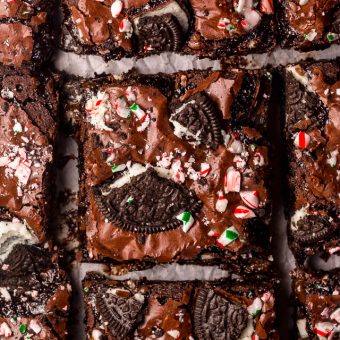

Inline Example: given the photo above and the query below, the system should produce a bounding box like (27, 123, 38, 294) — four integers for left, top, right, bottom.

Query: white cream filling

(287, 65, 314, 93)
(290, 205, 309, 231)
(0, 221, 38, 263)
(133, 1, 189, 34)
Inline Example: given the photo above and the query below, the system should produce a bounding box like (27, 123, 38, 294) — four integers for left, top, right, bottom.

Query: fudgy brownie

(83, 272, 279, 339)
(0, 66, 59, 243)
(292, 269, 340, 339)
(63, 69, 274, 270)
(0, 0, 58, 68)
(277, 0, 340, 50)
(0, 244, 71, 339)
(283, 61, 339, 264)
(60, 0, 276, 60)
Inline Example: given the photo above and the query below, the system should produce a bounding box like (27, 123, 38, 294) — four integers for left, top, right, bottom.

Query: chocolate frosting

(79, 70, 272, 263)
(0, 0, 55, 68)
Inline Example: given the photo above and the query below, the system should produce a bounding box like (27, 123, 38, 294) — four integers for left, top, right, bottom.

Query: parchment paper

(53, 46, 340, 339)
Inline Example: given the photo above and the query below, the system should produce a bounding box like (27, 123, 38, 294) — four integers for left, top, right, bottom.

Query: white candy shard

(29, 320, 42, 334)
(216, 191, 228, 213)
(224, 167, 241, 193)
(240, 191, 259, 209)
(111, 0, 123, 18)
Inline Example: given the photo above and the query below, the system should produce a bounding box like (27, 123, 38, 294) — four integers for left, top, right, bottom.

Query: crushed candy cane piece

(253, 152, 265, 166)
(119, 18, 132, 33)
(294, 131, 310, 149)
(167, 329, 180, 339)
(330, 308, 340, 323)
(260, 0, 274, 13)
(234, 205, 256, 219)
(111, 0, 123, 18)
(228, 140, 243, 154)
(200, 163, 210, 177)
(29, 320, 41, 334)
(111, 164, 126, 173)
(113, 96, 130, 118)
(247, 297, 263, 316)
(326, 150, 338, 168)
(125, 86, 136, 102)
(176, 211, 194, 233)
(217, 17, 230, 29)
(130, 103, 150, 131)
(0, 322, 12, 337)
(217, 226, 239, 247)
(224, 167, 241, 193)
(92, 329, 103, 340)
(172, 160, 185, 183)
(13, 119, 23, 134)
(314, 322, 335, 337)
(208, 230, 220, 237)
(240, 191, 259, 209)
(216, 191, 228, 213)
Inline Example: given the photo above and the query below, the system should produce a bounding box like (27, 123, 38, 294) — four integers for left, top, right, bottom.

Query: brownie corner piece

(0, 67, 59, 242)
(82, 273, 279, 339)
(284, 60, 340, 264)
(0, 0, 58, 68)
(277, 0, 340, 50)
(292, 269, 340, 339)
(0, 244, 71, 339)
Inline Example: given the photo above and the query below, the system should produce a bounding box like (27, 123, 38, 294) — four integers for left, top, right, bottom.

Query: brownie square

(0, 0, 57, 68)
(277, 0, 340, 50)
(0, 67, 59, 242)
(292, 269, 340, 339)
(60, 0, 276, 60)
(283, 61, 340, 264)
(64, 69, 274, 270)
(83, 272, 279, 339)
(0, 244, 71, 339)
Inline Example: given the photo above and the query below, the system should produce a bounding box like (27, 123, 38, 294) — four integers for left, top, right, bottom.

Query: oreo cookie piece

(285, 73, 328, 131)
(170, 92, 222, 148)
(95, 286, 143, 338)
(193, 288, 248, 340)
(93, 167, 202, 234)
(137, 14, 183, 53)
(291, 215, 333, 245)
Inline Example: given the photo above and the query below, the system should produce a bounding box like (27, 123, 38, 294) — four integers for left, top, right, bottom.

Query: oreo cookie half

(193, 288, 248, 340)
(292, 215, 333, 245)
(95, 288, 143, 338)
(93, 167, 202, 234)
(170, 92, 222, 149)
(137, 14, 183, 52)
(286, 74, 328, 130)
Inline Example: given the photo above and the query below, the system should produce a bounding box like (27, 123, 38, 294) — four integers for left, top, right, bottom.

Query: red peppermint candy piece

(294, 131, 310, 149)
(240, 191, 259, 209)
(234, 205, 256, 219)
(224, 167, 241, 193)
(111, 0, 123, 18)
(119, 18, 132, 33)
(260, 0, 274, 14)
(200, 163, 210, 177)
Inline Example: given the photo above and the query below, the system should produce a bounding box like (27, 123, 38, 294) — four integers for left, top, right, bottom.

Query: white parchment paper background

(53, 46, 340, 339)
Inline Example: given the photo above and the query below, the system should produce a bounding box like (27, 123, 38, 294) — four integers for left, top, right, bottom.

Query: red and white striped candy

(228, 140, 243, 154)
(216, 191, 228, 213)
(200, 163, 210, 177)
(172, 160, 185, 183)
(242, 10, 261, 31)
(224, 167, 241, 193)
(314, 322, 335, 337)
(125, 86, 136, 102)
(260, 0, 274, 14)
(294, 132, 310, 149)
(119, 18, 132, 33)
(234, 205, 256, 219)
(111, 0, 123, 18)
(208, 230, 220, 237)
(240, 191, 259, 209)
(0, 322, 12, 337)
(217, 18, 230, 29)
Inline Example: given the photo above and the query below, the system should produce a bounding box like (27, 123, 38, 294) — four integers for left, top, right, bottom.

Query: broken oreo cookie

(137, 14, 183, 53)
(193, 288, 248, 340)
(93, 167, 202, 234)
(170, 92, 222, 148)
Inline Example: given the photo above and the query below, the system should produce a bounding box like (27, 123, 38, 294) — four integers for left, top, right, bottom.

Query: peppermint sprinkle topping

(111, 164, 126, 173)
(234, 205, 256, 219)
(217, 226, 239, 247)
(224, 167, 241, 193)
(294, 131, 310, 149)
(111, 0, 123, 18)
(215, 191, 228, 213)
(247, 297, 263, 316)
(240, 191, 259, 209)
(176, 211, 194, 233)
(0, 322, 12, 337)
(199, 163, 210, 177)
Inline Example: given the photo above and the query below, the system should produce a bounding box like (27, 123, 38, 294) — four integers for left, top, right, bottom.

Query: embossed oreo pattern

(193, 288, 248, 340)
(171, 92, 222, 148)
(94, 168, 202, 233)
(137, 14, 183, 52)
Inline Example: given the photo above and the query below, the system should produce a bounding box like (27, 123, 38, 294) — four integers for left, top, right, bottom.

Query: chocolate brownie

(0, 66, 59, 243)
(63, 69, 274, 271)
(0, 244, 71, 339)
(0, 0, 58, 68)
(283, 61, 340, 264)
(60, 0, 276, 60)
(277, 0, 340, 50)
(292, 269, 340, 339)
(83, 272, 279, 339)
